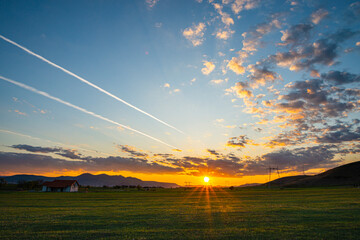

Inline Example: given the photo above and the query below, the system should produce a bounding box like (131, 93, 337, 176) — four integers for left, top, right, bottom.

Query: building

(42, 180, 79, 192)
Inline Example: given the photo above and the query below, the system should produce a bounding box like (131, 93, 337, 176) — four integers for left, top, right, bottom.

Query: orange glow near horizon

(0, 169, 328, 186)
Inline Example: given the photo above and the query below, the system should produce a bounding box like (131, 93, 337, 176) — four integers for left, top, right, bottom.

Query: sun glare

(204, 176, 210, 183)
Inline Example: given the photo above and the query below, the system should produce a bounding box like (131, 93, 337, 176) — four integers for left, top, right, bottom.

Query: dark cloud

(10, 144, 87, 160)
(272, 29, 358, 72)
(227, 135, 250, 147)
(11, 144, 60, 153)
(321, 71, 360, 85)
(316, 127, 360, 143)
(207, 149, 220, 157)
(117, 145, 148, 158)
(279, 23, 313, 46)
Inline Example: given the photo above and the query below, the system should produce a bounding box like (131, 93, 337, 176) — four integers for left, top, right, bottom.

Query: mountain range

(1, 173, 179, 188)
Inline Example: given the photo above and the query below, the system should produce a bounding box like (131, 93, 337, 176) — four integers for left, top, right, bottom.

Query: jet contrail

(0, 34, 184, 134)
(0, 75, 180, 150)
(0, 129, 113, 157)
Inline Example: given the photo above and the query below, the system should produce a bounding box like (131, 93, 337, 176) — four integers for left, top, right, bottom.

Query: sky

(0, 0, 359, 186)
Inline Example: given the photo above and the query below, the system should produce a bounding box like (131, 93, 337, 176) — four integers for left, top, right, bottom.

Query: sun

(204, 176, 210, 183)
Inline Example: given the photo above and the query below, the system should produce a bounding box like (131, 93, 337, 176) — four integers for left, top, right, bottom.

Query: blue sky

(0, 0, 359, 185)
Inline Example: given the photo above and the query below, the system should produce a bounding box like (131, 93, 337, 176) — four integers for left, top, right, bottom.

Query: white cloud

(164, 83, 170, 88)
(232, 0, 259, 15)
(216, 29, 235, 40)
(201, 61, 215, 75)
(183, 22, 206, 46)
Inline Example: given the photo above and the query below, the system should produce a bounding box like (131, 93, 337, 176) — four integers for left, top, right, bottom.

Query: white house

(42, 180, 79, 192)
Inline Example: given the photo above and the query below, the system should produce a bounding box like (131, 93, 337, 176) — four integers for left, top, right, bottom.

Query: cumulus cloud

(321, 71, 360, 85)
(279, 23, 313, 46)
(215, 29, 235, 40)
(272, 29, 359, 72)
(311, 8, 329, 24)
(213, 3, 235, 26)
(227, 51, 248, 75)
(232, 0, 260, 15)
(183, 22, 206, 46)
(226, 135, 250, 147)
(226, 81, 253, 99)
(201, 61, 215, 75)
(247, 63, 281, 87)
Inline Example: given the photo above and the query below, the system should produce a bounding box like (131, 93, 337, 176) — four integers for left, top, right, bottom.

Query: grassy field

(1, 187, 360, 239)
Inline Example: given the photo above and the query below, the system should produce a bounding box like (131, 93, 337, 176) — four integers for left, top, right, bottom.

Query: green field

(1, 187, 360, 239)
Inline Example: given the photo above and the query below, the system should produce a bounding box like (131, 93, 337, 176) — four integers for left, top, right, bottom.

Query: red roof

(43, 180, 78, 188)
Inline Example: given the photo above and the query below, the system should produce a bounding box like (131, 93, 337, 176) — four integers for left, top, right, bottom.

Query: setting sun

(204, 176, 210, 183)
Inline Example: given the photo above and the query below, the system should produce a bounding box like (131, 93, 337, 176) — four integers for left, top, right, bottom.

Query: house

(42, 180, 79, 192)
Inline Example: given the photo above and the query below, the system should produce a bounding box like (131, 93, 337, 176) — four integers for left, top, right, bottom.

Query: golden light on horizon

(204, 176, 210, 183)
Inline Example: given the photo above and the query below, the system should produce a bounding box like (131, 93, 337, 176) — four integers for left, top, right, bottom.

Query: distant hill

(263, 161, 360, 187)
(237, 183, 261, 188)
(1, 173, 179, 188)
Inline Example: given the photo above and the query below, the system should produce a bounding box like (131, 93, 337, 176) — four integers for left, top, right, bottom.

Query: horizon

(1, 0, 359, 187)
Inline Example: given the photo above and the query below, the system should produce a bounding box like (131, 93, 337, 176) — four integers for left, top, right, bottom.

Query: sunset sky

(0, 0, 359, 186)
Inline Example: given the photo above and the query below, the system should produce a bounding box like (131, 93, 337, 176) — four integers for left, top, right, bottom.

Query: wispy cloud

(0, 35, 183, 134)
(0, 75, 180, 150)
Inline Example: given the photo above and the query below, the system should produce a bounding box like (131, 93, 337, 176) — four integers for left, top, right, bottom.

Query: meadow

(1, 187, 360, 239)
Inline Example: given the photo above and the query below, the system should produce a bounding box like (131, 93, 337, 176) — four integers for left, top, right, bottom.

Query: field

(1, 187, 360, 239)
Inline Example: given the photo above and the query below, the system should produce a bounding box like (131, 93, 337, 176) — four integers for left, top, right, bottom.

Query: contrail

(0, 75, 180, 150)
(0, 34, 184, 134)
(0, 129, 113, 157)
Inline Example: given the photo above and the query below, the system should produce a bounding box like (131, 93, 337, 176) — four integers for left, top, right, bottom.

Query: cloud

(321, 71, 360, 85)
(311, 8, 329, 24)
(226, 135, 250, 147)
(226, 81, 253, 98)
(232, 0, 260, 15)
(0, 75, 179, 150)
(227, 51, 248, 74)
(242, 14, 282, 52)
(215, 29, 235, 40)
(10, 144, 87, 160)
(279, 23, 313, 46)
(164, 83, 170, 88)
(213, 3, 234, 26)
(247, 63, 281, 87)
(117, 145, 148, 158)
(272, 29, 359, 72)
(0, 35, 183, 134)
(201, 61, 215, 75)
(210, 79, 227, 84)
(183, 22, 206, 46)
(207, 149, 221, 157)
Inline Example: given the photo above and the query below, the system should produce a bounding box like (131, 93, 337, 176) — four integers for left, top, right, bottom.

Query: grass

(1, 187, 360, 239)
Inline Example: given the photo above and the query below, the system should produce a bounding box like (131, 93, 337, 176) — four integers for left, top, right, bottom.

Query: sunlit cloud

(201, 61, 215, 75)
(311, 8, 329, 24)
(183, 22, 206, 46)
